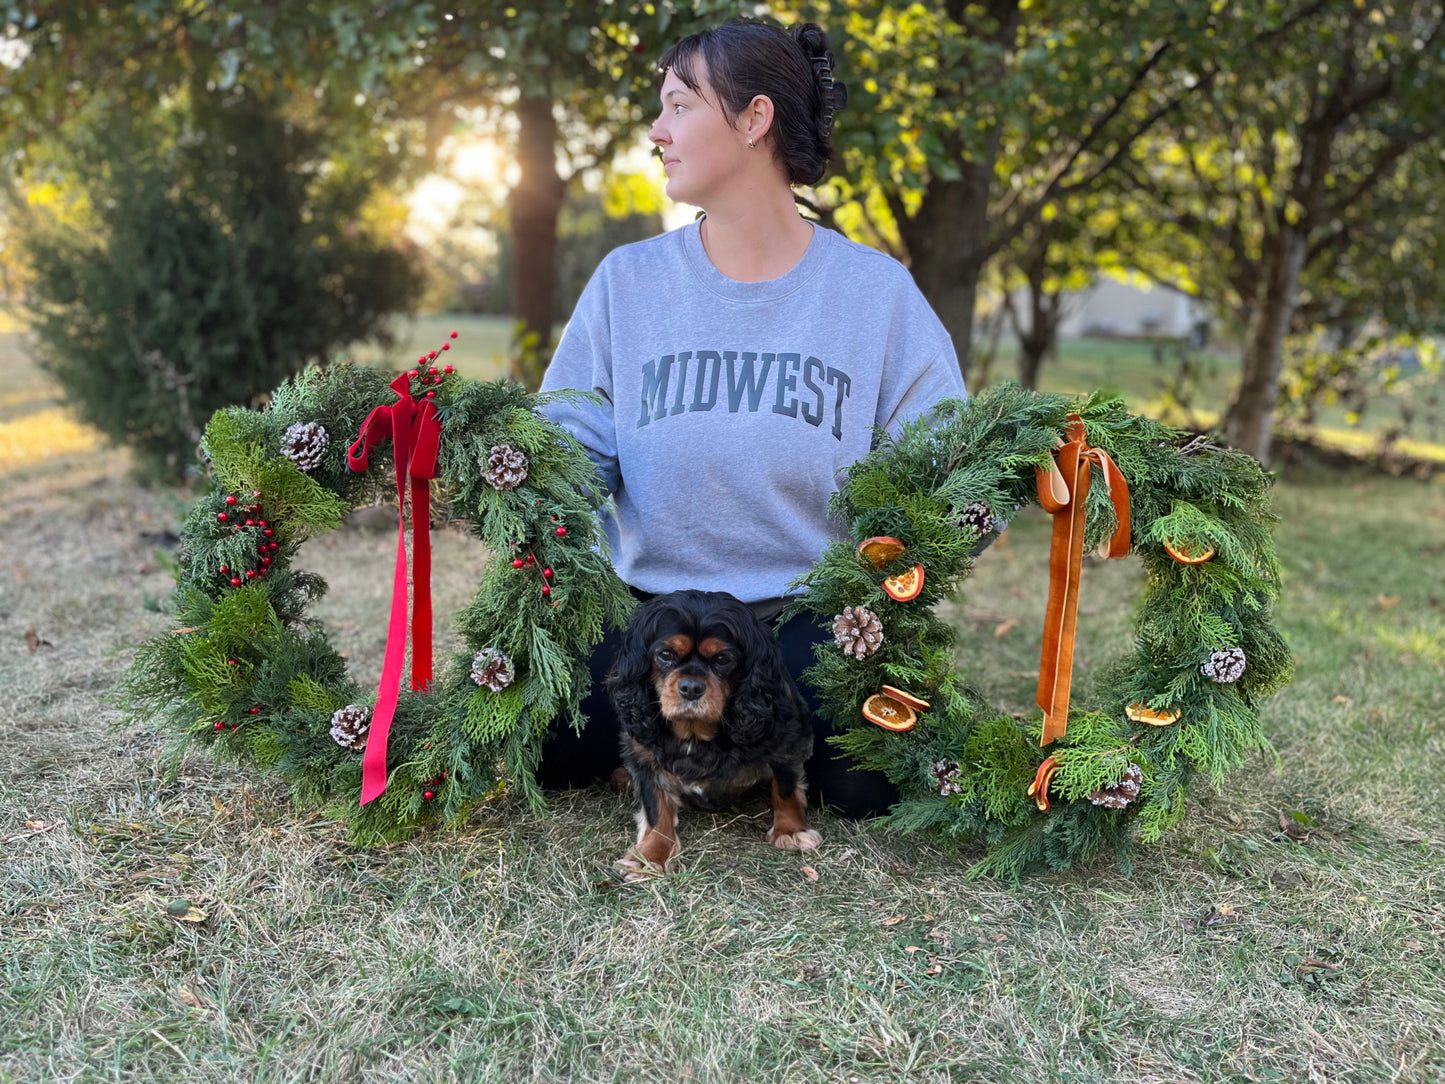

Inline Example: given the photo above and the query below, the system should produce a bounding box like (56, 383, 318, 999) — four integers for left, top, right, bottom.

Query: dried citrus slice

(1162, 539, 1216, 564)
(861, 693, 917, 732)
(880, 685, 930, 712)
(856, 536, 907, 569)
(1027, 756, 1060, 811)
(881, 564, 925, 601)
(1125, 702, 1181, 726)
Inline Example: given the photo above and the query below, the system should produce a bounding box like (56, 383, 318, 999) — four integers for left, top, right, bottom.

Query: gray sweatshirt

(540, 219, 965, 603)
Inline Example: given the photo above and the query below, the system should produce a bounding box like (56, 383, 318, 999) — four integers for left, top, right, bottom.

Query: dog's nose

(677, 677, 706, 701)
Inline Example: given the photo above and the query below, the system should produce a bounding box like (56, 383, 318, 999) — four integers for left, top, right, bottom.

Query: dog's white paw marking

(615, 851, 666, 883)
(768, 828, 822, 852)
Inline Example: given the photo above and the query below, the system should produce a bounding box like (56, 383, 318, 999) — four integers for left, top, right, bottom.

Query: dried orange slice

(881, 564, 925, 601)
(1125, 702, 1181, 726)
(1162, 539, 1216, 565)
(861, 693, 917, 732)
(1027, 756, 1060, 811)
(856, 536, 907, 569)
(880, 685, 930, 712)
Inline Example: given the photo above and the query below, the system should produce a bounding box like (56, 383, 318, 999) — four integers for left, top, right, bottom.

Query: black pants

(535, 598, 900, 819)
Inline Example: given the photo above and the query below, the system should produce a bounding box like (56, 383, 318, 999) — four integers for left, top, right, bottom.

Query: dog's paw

(767, 827, 822, 852)
(615, 849, 673, 883)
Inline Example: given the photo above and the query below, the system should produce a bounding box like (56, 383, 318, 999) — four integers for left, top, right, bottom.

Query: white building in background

(1054, 278, 1203, 339)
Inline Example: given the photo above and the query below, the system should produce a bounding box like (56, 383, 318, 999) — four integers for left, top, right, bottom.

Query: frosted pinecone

(931, 759, 962, 797)
(281, 421, 330, 472)
(1201, 646, 1247, 684)
(833, 606, 884, 659)
(1088, 762, 1143, 809)
(470, 647, 514, 691)
(329, 704, 370, 750)
(957, 501, 997, 538)
(484, 444, 529, 490)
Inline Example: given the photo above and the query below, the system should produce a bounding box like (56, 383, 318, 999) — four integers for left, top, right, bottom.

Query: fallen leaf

(1278, 811, 1311, 842)
(1377, 593, 1402, 609)
(1332, 695, 1352, 705)
(24, 627, 53, 652)
(993, 617, 1019, 640)
(800, 865, 819, 882)
(1202, 903, 1239, 927)
(1405, 941, 1426, 953)
(883, 914, 907, 926)
(903, 945, 923, 954)
(174, 986, 207, 1010)
(164, 898, 208, 924)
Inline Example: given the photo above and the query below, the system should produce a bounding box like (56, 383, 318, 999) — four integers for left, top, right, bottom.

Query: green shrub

(22, 90, 422, 481)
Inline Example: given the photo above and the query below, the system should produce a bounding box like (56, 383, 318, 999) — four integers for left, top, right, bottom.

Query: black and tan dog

(606, 590, 819, 878)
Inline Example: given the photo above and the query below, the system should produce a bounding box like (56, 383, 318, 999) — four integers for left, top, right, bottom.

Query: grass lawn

(1, 322, 1443, 1082)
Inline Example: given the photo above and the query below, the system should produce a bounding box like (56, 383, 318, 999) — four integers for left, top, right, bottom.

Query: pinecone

(484, 444, 529, 490)
(1201, 646, 1247, 683)
(470, 647, 514, 691)
(329, 704, 370, 750)
(833, 605, 884, 659)
(957, 501, 997, 538)
(1089, 762, 1143, 809)
(281, 421, 330, 472)
(931, 759, 962, 797)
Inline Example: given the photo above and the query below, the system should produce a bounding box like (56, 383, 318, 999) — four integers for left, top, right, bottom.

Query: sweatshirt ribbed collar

(679, 217, 830, 303)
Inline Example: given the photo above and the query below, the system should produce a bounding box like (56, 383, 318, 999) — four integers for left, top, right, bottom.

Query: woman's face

(648, 60, 751, 209)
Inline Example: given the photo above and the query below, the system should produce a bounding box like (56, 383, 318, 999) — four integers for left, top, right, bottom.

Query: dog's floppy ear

(606, 597, 667, 729)
(726, 605, 801, 748)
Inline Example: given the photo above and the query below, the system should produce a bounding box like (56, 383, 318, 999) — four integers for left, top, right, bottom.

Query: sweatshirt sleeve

(875, 280, 968, 435)
(879, 341, 967, 436)
(538, 264, 622, 497)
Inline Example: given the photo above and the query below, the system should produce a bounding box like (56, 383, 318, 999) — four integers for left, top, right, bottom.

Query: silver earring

(747, 137, 755, 148)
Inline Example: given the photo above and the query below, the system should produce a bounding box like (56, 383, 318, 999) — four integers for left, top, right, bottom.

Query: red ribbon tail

(360, 514, 413, 805)
(410, 476, 433, 691)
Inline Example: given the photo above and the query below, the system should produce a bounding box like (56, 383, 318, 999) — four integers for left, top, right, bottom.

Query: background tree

(802, 0, 1316, 384)
(1114, 1, 1445, 461)
(22, 89, 420, 480)
(3, 1, 721, 390)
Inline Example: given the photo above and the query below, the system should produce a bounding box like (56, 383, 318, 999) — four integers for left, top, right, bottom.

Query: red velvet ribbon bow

(347, 373, 441, 805)
(1034, 415, 1131, 746)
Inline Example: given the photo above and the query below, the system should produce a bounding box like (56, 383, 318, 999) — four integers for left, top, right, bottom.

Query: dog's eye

(713, 652, 735, 668)
(656, 649, 676, 664)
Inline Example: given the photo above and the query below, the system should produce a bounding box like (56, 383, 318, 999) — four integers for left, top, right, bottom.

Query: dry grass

(2, 328, 1444, 1082)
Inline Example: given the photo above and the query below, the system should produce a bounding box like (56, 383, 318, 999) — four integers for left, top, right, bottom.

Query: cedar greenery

(123, 374, 1288, 872)
(782, 382, 1291, 880)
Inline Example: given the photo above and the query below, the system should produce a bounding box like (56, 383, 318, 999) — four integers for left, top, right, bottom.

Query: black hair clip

(810, 53, 846, 137)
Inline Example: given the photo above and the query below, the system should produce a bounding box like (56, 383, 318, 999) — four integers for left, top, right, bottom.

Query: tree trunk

(1223, 114, 1334, 464)
(507, 94, 567, 390)
(1224, 223, 1307, 462)
(1010, 238, 1061, 390)
(895, 0, 1021, 389)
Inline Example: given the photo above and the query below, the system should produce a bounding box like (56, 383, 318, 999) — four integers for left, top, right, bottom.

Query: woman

(535, 20, 966, 817)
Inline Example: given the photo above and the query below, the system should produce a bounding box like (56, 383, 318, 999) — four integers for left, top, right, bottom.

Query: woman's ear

(740, 93, 775, 147)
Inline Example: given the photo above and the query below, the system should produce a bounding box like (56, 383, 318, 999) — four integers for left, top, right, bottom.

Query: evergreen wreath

(121, 354, 634, 843)
(122, 365, 1289, 875)
(781, 383, 1291, 879)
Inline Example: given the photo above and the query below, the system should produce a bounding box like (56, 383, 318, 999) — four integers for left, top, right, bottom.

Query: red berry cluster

(508, 543, 557, 602)
(406, 331, 459, 400)
(216, 489, 281, 587)
(420, 771, 446, 800)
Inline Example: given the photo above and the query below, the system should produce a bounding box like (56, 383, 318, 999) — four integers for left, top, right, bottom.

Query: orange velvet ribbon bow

(1034, 415, 1131, 746)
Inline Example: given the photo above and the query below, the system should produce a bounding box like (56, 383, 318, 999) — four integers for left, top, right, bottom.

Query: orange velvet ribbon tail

(1034, 417, 1131, 746)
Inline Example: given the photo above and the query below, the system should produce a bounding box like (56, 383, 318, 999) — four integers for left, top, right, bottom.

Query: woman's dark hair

(658, 20, 848, 187)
